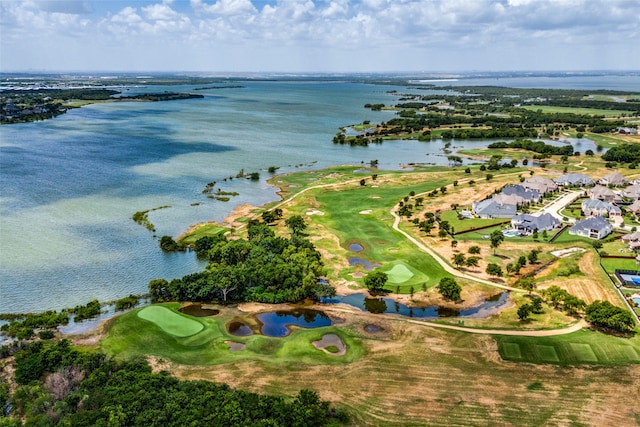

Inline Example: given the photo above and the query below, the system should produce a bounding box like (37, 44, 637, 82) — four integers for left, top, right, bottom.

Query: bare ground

(168, 314, 640, 426)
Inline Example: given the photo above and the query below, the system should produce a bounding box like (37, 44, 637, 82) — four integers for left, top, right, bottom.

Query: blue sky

(1, 0, 638, 73)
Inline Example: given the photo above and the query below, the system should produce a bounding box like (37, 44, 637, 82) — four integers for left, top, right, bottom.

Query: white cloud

(191, 0, 257, 15)
(1, 0, 638, 71)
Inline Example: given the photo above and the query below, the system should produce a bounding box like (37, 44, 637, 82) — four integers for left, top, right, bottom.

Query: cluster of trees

(602, 144, 640, 164)
(517, 295, 545, 320)
(541, 286, 586, 315)
(149, 217, 335, 304)
(585, 300, 636, 333)
(3, 340, 344, 426)
(488, 139, 575, 156)
(439, 127, 538, 140)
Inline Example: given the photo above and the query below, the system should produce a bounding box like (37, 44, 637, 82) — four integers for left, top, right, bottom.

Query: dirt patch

(551, 247, 586, 258)
(147, 355, 172, 374)
(225, 341, 246, 352)
(312, 333, 347, 356)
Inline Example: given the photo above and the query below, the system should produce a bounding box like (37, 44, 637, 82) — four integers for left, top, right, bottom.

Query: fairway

(138, 306, 204, 337)
(496, 330, 640, 365)
(385, 263, 415, 284)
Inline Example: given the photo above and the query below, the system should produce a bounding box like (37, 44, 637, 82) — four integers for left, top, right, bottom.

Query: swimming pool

(502, 230, 519, 237)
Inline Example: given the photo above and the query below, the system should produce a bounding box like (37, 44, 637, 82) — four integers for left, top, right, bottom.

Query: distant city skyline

(1, 0, 638, 73)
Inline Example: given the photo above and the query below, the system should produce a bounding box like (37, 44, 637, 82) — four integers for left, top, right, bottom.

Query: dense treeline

(149, 218, 335, 304)
(488, 139, 575, 156)
(602, 143, 640, 163)
(3, 340, 345, 426)
(585, 301, 636, 333)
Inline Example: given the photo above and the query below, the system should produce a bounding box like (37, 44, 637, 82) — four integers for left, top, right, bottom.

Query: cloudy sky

(1, 0, 638, 73)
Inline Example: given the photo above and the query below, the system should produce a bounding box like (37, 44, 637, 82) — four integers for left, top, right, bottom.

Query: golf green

(137, 306, 204, 337)
(385, 263, 415, 284)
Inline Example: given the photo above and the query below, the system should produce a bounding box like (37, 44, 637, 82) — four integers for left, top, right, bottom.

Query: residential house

(569, 216, 613, 240)
(622, 231, 640, 251)
(500, 185, 540, 204)
(626, 200, 640, 216)
(554, 173, 594, 187)
(522, 176, 557, 194)
(588, 185, 617, 202)
(597, 172, 627, 187)
(472, 198, 517, 219)
(618, 127, 638, 135)
(511, 213, 560, 235)
(581, 199, 621, 217)
(622, 184, 640, 200)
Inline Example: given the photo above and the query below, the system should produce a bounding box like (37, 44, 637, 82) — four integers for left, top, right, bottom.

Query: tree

(437, 277, 461, 301)
(489, 230, 504, 255)
(159, 235, 181, 252)
(517, 303, 532, 321)
(452, 253, 466, 268)
(468, 245, 481, 255)
(527, 248, 540, 264)
(364, 270, 388, 294)
(285, 215, 307, 235)
(517, 276, 536, 294)
(359, 179, 366, 186)
(465, 256, 480, 268)
(486, 263, 503, 278)
(585, 300, 635, 333)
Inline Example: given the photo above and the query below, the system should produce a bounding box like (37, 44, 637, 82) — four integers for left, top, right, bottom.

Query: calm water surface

(1, 76, 638, 313)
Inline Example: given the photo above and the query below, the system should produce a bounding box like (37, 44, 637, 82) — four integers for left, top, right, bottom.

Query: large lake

(1, 75, 639, 313)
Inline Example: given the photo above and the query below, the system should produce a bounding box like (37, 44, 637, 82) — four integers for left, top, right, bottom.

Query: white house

(569, 216, 613, 240)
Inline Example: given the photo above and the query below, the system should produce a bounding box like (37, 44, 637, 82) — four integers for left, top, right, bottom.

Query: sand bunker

(359, 209, 373, 214)
(351, 272, 365, 278)
(306, 209, 325, 216)
(551, 247, 586, 258)
(312, 333, 346, 356)
(225, 341, 246, 352)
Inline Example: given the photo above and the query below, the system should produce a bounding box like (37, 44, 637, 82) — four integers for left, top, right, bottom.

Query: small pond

(349, 257, 381, 271)
(349, 243, 364, 252)
(257, 309, 332, 337)
(320, 292, 510, 319)
(179, 303, 220, 317)
(228, 321, 253, 336)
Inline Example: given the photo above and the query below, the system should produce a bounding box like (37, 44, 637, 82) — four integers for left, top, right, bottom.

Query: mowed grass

(138, 306, 204, 337)
(179, 223, 227, 245)
(495, 329, 640, 365)
(521, 105, 635, 117)
(600, 256, 639, 274)
(102, 304, 364, 366)
(311, 179, 449, 291)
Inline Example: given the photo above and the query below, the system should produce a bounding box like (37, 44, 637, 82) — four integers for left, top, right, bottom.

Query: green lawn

(600, 257, 639, 274)
(495, 329, 640, 365)
(521, 105, 635, 117)
(102, 304, 364, 366)
(311, 180, 450, 291)
(137, 306, 204, 337)
(179, 223, 228, 245)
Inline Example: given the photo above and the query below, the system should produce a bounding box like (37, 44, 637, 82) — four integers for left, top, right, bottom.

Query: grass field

(178, 223, 227, 245)
(137, 306, 204, 337)
(600, 256, 639, 274)
(496, 329, 640, 365)
(308, 176, 451, 291)
(521, 105, 635, 117)
(101, 304, 640, 426)
(103, 304, 364, 366)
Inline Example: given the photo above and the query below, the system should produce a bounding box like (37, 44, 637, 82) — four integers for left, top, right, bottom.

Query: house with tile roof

(581, 199, 621, 217)
(554, 173, 594, 187)
(472, 198, 517, 219)
(569, 216, 613, 240)
(597, 172, 627, 187)
(510, 213, 560, 235)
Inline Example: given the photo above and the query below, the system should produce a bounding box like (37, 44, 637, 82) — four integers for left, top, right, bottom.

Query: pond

(228, 321, 253, 336)
(257, 309, 332, 337)
(320, 292, 510, 319)
(349, 243, 364, 252)
(179, 303, 220, 317)
(227, 308, 333, 337)
(349, 257, 381, 271)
